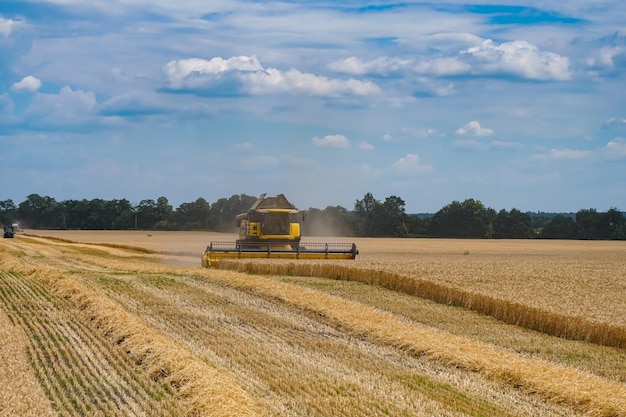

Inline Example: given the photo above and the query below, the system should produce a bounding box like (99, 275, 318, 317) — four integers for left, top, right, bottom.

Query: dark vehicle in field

(4, 225, 15, 238)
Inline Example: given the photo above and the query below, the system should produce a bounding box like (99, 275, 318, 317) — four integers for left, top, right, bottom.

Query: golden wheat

(4, 232, 626, 416)
(222, 258, 626, 349)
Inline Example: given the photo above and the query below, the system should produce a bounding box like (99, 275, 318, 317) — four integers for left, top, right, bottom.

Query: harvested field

(2, 231, 625, 416)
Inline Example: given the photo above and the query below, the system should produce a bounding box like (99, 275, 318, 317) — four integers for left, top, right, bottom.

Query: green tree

(153, 196, 174, 230)
(208, 194, 257, 231)
(0, 199, 17, 226)
(540, 215, 577, 239)
(597, 208, 625, 239)
(494, 208, 533, 238)
(174, 197, 211, 230)
(429, 199, 494, 238)
(18, 194, 62, 229)
(135, 199, 159, 229)
(576, 208, 600, 239)
(353, 193, 385, 236)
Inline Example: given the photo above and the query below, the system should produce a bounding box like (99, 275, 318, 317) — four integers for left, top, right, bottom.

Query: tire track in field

(0, 269, 182, 417)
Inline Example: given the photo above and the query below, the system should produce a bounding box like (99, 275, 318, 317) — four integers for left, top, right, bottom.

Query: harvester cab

(202, 193, 358, 267)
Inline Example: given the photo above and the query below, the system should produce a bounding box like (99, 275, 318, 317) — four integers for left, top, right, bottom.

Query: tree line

(1, 193, 624, 240)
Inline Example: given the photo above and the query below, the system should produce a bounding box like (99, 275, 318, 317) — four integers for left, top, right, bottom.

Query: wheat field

(1, 230, 625, 416)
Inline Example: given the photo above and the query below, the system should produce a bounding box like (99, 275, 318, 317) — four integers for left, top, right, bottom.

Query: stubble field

(1, 230, 625, 416)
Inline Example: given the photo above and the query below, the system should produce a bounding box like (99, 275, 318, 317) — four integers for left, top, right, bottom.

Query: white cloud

(357, 141, 374, 150)
(603, 117, 626, 128)
(11, 76, 42, 93)
(312, 134, 350, 148)
(455, 121, 494, 136)
(411, 128, 439, 139)
(328, 56, 412, 75)
(604, 138, 626, 159)
(328, 38, 570, 81)
(26, 86, 97, 125)
(0, 17, 19, 37)
(393, 153, 433, 174)
(164, 56, 263, 89)
(245, 68, 380, 96)
(587, 46, 625, 70)
(414, 58, 472, 76)
(164, 56, 380, 97)
(382, 133, 393, 141)
(461, 40, 571, 81)
(453, 139, 523, 151)
(532, 148, 594, 160)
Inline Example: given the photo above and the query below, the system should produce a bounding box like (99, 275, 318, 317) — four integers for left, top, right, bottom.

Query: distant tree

(494, 208, 533, 239)
(111, 199, 135, 229)
(540, 215, 577, 239)
(208, 194, 257, 232)
(596, 208, 625, 239)
(135, 199, 159, 229)
(18, 194, 62, 229)
(153, 196, 174, 230)
(429, 199, 494, 238)
(405, 213, 428, 236)
(174, 197, 211, 230)
(0, 199, 17, 226)
(382, 196, 409, 237)
(576, 208, 600, 239)
(353, 192, 383, 236)
(302, 205, 355, 236)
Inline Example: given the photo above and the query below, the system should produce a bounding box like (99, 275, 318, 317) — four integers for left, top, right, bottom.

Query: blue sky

(1, 1, 625, 213)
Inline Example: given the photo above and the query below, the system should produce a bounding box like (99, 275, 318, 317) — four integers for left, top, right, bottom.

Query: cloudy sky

(1, 1, 625, 213)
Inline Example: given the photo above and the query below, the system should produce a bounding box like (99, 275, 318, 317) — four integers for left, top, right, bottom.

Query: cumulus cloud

(329, 38, 571, 81)
(312, 134, 350, 148)
(455, 121, 494, 136)
(164, 56, 263, 89)
(26, 86, 97, 125)
(164, 55, 380, 97)
(11, 76, 42, 93)
(393, 153, 433, 174)
(461, 40, 571, 81)
(357, 141, 374, 150)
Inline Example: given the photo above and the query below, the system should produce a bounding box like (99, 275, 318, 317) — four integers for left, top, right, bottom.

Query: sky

(1, 1, 625, 214)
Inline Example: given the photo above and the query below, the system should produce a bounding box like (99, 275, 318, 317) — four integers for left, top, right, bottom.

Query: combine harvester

(202, 193, 359, 267)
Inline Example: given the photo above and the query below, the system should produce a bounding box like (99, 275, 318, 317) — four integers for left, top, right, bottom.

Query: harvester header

(202, 193, 358, 267)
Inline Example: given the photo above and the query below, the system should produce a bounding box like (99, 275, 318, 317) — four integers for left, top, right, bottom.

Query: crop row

(220, 259, 626, 349)
(0, 269, 181, 416)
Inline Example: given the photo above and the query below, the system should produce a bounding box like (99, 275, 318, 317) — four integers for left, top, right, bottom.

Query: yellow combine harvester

(202, 193, 359, 267)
